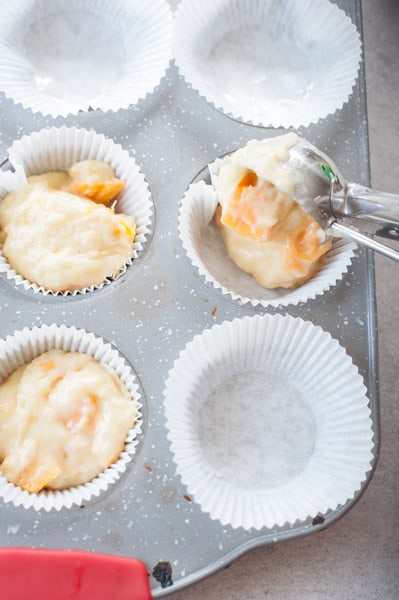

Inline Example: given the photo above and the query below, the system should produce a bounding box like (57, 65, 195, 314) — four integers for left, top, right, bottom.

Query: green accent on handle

(320, 162, 336, 181)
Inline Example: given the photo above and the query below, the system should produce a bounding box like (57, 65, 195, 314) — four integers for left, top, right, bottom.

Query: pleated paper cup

(0, 0, 173, 117)
(0, 323, 142, 512)
(178, 178, 356, 309)
(174, 0, 361, 128)
(164, 314, 374, 531)
(0, 126, 153, 296)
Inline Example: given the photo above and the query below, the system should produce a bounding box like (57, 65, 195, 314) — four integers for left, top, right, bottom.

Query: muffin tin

(0, 0, 378, 596)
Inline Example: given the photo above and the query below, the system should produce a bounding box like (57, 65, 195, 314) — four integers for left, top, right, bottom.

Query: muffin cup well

(164, 314, 374, 530)
(178, 178, 356, 309)
(174, 0, 362, 128)
(0, 126, 153, 296)
(0, 323, 142, 512)
(0, 0, 173, 117)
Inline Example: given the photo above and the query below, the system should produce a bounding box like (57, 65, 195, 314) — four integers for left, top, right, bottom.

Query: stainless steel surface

(288, 137, 343, 230)
(289, 138, 399, 259)
(0, 0, 379, 596)
(341, 183, 399, 236)
(331, 221, 399, 261)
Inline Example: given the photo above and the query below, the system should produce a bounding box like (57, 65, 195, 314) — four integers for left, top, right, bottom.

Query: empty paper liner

(0, 0, 173, 116)
(174, 0, 362, 128)
(164, 314, 374, 530)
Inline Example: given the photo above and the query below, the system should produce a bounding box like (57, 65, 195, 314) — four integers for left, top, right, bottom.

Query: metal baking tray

(0, 0, 378, 596)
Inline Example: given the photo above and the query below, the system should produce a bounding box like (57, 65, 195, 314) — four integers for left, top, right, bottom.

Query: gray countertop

(168, 1, 399, 598)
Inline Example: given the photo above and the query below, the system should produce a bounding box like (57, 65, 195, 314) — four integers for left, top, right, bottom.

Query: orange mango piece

(287, 218, 332, 263)
(65, 393, 98, 433)
(113, 218, 135, 240)
(2, 455, 61, 493)
(39, 360, 55, 370)
(66, 180, 125, 205)
(236, 170, 258, 193)
(221, 170, 267, 239)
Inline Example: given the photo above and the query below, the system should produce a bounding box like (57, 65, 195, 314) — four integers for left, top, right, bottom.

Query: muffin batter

(0, 160, 135, 291)
(0, 349, 138, 492)
(216, 133, 331, 289)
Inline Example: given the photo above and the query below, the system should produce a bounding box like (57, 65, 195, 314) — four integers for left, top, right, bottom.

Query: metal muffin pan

(0, 0, 378, 595)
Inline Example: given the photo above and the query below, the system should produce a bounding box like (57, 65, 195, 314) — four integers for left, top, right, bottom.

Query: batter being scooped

(215, 133, 331, 289)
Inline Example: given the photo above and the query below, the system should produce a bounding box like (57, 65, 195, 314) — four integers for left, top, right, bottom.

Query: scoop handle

(331, 221, 399, 261)
(335, 184, 399, 239)
(0, 547, 152, 600)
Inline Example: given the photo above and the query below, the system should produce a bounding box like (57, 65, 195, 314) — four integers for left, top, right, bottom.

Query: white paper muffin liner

(0, 0, 173, 117)
(178, 178, 356, 309)
(0, 323, 143, 512)
(0, 126, 153, 296)
(164, 314, 374, 530)
(174, 0, 362, 128)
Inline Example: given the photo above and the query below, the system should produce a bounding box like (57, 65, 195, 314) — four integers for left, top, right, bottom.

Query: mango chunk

(65, 159, 125, 205)
(2, 452, 61, 493)
(67, 180, 125, 205)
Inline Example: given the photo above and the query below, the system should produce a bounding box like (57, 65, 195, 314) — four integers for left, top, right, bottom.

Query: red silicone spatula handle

(0, 547, 152, 600)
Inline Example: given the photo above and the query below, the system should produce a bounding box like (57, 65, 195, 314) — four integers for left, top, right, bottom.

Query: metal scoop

(286, 138, 399, 261)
